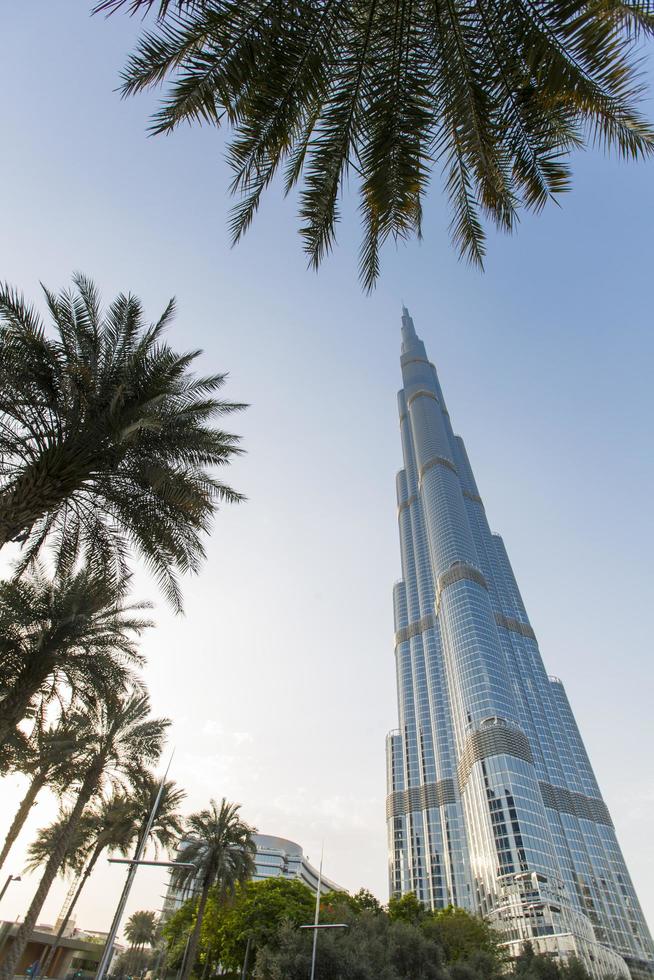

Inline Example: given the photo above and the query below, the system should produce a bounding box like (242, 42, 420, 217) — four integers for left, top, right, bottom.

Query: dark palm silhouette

(0, 565, 150, 744)
(98, 0, 654, 288)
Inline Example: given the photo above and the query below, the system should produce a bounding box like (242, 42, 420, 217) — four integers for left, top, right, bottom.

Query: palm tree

(24, 808, 93, 881)
(0, 709, 86, 872)
(125, 910, 158, 949)
(33, 776, 184, 977)
(29, 792, 138, 976)
(125, 769, 187, 856)
(0, 690, 170, 980)
(97, 1, 654, 289)
(0, 565, 151, 744)
(125, 910, 158, 975)
(0, 274, 246, 610)
(170, 799, 256, 980)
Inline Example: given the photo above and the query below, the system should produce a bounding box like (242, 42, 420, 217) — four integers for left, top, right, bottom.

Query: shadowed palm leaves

(125, 909, 158, 958)
(0, 565, 151, 744)
(171, 798, 256, 980)
(0, 691, 170, 980)
(98, 0, 654, 288)
(127, 771, 186, 855)
(0, 274, 246, 609)
(29, 793, 148, 975)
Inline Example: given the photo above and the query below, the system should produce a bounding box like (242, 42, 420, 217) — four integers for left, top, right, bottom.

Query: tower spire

(400, 305, 418, 353)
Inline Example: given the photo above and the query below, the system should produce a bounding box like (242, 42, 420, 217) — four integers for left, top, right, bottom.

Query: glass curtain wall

(386, 310, 654, 980)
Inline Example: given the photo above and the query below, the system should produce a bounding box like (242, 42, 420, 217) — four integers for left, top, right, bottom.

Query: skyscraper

(385, 309, 653, 980)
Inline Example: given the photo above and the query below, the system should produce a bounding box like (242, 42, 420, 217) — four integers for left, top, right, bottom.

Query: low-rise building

(0, 921, 117, 979)
(162, 832, 343, 917)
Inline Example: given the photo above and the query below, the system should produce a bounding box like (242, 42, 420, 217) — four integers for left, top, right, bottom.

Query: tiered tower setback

(386, 309, 654, 980)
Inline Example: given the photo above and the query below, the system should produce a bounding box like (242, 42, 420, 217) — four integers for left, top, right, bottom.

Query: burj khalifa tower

(385, 309, 653, 979)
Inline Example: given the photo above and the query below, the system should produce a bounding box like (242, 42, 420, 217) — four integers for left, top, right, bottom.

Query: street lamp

(94, 754, 196, 980)
(298, 853, 348, 980)
(0, 875, 21, 903)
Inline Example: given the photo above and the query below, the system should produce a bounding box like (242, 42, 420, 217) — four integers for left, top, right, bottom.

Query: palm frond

(106, 0, 654, 287)
(0, 276, 245, 612)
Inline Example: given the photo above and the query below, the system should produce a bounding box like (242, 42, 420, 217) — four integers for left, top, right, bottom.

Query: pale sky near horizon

(0, 1, 653, 946)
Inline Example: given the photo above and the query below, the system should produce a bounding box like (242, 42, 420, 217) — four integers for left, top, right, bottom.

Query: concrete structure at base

(385, 309, 654, 980)
(0, 922, 122, 979)
(162, 833, 342, 917)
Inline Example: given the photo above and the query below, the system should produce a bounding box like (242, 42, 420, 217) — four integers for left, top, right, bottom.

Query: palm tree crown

(127, 771, 186, 856)
(24, 809, 95, 879)
(125, 910, 158, 949)
(171, 798, 256, 898)
(0, 565, 151, 742)
(0, 274, 246, 609)
(99, 0, 654, 288)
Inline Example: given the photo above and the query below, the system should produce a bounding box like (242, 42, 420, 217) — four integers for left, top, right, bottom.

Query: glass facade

(386, 309, 654, 980)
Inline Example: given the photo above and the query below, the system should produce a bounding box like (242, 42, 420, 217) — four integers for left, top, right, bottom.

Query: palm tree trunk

(0, 757, 103, 980)
(180, 882, 210, 980)
(40, 842, 105, 975)
(0, 772, 45, 873)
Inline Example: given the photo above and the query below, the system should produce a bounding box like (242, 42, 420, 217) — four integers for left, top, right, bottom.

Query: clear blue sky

(0, 2, 652, 939)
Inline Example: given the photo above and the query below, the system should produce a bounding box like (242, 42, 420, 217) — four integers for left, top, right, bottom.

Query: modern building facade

(248, 834, 341, 894)
(162, 833, 342, 917)
(385, 309, 654, 980)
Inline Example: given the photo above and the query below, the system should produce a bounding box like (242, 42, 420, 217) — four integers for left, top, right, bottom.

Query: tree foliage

(162, 882, 611, 980)
(513, 942, 609, 980)
(0, 565, 151, 742)
(216, 878, 315, 971)
(0, 690, 169, 980)
(125, 909, 158, 949)
(254, 911, 447, 979)
(99, 0, 654, 288)
(0, 274, 245, 610)
(429, 905, 502, 962)
(388, 890, 427, 924)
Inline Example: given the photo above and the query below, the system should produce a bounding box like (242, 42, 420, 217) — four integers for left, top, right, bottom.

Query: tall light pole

(94, 755, 191, 980)
(298, 851, 348, 980)
(309, 852, 323, 980)
(0, 875, 21, 904)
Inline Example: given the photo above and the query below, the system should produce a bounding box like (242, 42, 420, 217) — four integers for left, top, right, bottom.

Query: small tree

(429, 905, 501, 963)
(387, 891, 426, 924)
(216, 878, 315, 972)
(350, 889, 383, 915)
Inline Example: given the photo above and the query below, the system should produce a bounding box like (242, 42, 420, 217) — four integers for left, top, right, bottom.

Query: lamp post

(94, 754, 194, 980)
(298, 853, 348, 980)
(0, 875, 21, 904)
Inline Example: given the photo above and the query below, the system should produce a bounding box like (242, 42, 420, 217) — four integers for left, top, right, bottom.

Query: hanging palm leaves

(97, 0, 654, 287)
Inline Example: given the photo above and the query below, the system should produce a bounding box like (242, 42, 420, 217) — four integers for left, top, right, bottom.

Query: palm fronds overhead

(101, 0, 654, 287)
